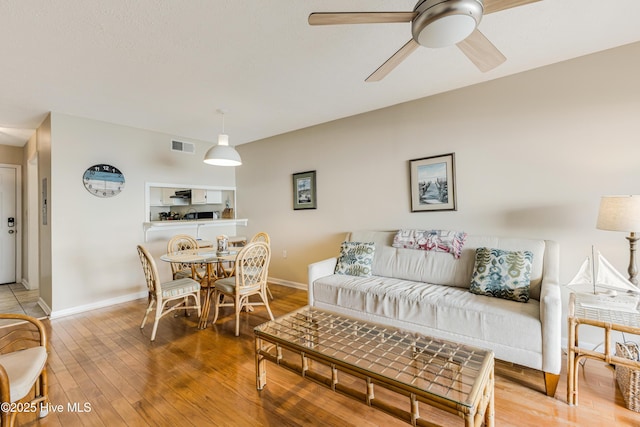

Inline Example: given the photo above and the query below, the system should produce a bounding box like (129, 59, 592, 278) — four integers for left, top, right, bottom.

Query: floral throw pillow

(392, 229, 467, 259)
(334, 242, 375, 277)
(469, 247, 533, 303)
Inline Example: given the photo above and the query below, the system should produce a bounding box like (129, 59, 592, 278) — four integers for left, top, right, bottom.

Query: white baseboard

(38, 298, 51, 316)
(48, 291, 148, 319)
(40, 279, 304, 320)
(268, 277, 308, 290)
(36, 282, 627, 361)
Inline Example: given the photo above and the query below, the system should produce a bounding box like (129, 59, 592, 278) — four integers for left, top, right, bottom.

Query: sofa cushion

(334, 241, 375, 277)
(469, 247, 533, 303)
(310, 274, 542, 354)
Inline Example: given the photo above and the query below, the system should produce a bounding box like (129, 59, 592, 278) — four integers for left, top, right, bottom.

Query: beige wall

(0, 145, 23, 165)
(37, 115, 52, 309)
(236, 41, 640, 292)
(22, 133, 38, 290)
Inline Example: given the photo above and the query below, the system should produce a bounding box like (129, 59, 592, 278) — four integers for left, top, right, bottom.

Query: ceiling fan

(308, 0, 542, 82)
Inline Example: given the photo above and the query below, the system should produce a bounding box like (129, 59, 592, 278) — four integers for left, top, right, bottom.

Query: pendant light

(203, 110, 242, 166)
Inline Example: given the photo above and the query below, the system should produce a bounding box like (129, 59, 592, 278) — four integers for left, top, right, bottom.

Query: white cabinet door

(149, 187, 164, 206)
(191, 189, 207, 204)
(206, 190, 222, 204)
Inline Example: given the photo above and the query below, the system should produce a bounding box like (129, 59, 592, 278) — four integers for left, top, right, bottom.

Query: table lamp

(596, 195, 640, 285)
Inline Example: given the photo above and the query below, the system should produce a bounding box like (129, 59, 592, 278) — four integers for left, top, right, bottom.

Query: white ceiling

(1, 0, 640, 148)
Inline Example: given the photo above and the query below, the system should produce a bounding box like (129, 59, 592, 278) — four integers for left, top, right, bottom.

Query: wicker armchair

(137, 245, 202, 341)
(211, 241, 274, 336)
(0, 314, 49, 427)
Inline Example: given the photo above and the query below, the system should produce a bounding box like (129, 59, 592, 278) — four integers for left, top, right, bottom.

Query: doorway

(0, 165, 21, 284)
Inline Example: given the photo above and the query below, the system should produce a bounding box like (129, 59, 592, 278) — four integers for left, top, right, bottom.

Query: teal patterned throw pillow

(469, 247, 533, 303)
(334, 242, 375, 277)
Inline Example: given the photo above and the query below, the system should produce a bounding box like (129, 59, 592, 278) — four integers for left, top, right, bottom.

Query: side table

(567, 292, 640, 405)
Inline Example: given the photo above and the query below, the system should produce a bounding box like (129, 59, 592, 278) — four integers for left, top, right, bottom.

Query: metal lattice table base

(255, 307, 494, 427)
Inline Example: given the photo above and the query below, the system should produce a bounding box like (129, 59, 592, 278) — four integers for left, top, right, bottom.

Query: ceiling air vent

(171, 140, 195, 154)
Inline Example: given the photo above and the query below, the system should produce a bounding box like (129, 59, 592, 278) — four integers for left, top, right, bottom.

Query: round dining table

(160, 248, 237, 329)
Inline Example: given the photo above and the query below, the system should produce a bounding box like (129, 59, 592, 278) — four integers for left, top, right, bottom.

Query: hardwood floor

(13, 284, 640, 426)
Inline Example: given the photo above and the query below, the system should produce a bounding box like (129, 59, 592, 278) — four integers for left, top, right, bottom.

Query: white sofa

(308, 230, 561, 397)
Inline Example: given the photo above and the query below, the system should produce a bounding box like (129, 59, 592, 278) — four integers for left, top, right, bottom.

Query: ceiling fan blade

(309, 12, 417, 26)
(483, 0, 542, 15)
(366, 39, 420, 82)
(456, 29, 506, 72)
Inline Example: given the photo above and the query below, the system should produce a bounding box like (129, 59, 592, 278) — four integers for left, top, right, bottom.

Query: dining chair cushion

(214, 277, 236, 294)
(174, 267, 207, 280)
(173, 270, 192, 279)
(0, 346, 47, 402)
(161, 278, 201, 298)
(215, 277, 261, 295)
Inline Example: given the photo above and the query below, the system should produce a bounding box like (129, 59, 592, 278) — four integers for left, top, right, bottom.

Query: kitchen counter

(143, 218, 248, 241)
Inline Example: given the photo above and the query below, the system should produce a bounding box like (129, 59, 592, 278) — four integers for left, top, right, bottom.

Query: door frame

(1, 164, 22, 284)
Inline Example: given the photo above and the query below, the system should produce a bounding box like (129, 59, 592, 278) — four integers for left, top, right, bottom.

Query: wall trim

(40, 279, 303, 320)
(38, 298, 51, 316)
(268, 277, 307, 290)
(48, 290, 147, 319)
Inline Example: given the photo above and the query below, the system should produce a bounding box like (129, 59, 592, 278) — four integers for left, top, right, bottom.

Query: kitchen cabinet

(191, 189, 222, 205)
(206, 190, 222, 204)
(149, 187, 164, 206)
(191, 189, 206, 204)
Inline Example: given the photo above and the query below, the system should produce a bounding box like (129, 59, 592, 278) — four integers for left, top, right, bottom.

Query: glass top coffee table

(255, 306, 494, 427)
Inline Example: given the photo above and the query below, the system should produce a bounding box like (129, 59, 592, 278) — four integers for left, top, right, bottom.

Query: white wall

(49, 113, 238, 316)
(236, 42, 640, 342)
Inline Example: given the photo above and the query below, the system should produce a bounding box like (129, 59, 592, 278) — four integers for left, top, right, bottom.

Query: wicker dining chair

(137, 245, 201, 341)
(223, 232, 274, 299)
(250, 233, 274, 300)
(0, 313, 49, 427)
(211, 241, 274, 336)
(251, 232, 270, 245)
(166, 234, 205, 280)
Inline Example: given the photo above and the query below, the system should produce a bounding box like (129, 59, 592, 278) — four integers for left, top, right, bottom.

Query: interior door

(0, 167, 17, 284)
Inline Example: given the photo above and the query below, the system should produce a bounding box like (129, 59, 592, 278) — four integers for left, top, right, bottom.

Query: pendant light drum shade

(203, 111, 242, 166)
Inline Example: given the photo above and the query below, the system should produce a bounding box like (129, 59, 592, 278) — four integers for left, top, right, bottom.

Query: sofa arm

(540, 240, 561, 375)
(308, 257, 338, 305)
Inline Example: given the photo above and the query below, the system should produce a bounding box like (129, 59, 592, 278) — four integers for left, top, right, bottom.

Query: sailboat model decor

(567, 247, 640, 311)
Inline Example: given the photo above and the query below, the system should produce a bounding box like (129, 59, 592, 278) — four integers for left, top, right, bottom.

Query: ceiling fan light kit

(412, 0, 483, 48)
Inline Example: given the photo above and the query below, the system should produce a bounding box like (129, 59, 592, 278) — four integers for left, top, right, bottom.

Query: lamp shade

(596, 195, 640, 232)
(203, 133, 242, 166)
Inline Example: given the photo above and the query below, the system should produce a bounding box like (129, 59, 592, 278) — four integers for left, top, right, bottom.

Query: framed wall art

(292, 170, 317, 210)
(410, 153, 457, 212)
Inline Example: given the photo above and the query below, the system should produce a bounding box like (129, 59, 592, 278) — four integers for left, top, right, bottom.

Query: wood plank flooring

(12, 284, 640, 426)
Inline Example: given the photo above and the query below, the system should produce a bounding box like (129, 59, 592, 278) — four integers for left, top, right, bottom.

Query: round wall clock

(82, 164, 125, 198)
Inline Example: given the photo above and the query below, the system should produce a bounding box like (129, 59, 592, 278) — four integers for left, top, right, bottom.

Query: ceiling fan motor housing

(412, 0, 483, 48)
